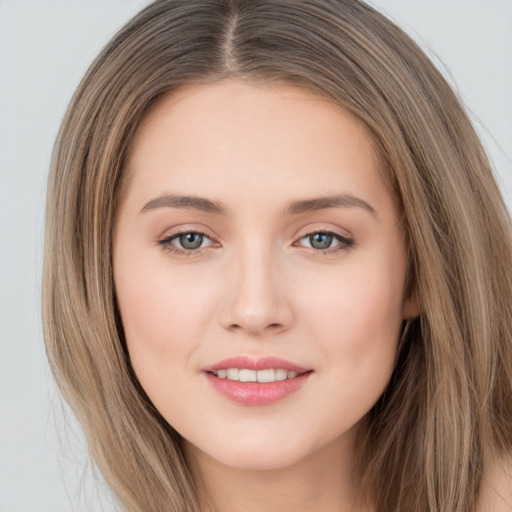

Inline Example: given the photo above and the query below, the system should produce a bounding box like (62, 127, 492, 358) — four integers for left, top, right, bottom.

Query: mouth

(203, 356, 313, 406)
(209, 368, 306, 382)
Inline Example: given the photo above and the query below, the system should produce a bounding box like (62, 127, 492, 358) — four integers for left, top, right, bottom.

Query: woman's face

(114, 80, 417, 471)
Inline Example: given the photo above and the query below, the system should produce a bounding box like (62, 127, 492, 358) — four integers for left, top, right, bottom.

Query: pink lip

(203, 356, 312, 406)
(203, 356, 310, 374)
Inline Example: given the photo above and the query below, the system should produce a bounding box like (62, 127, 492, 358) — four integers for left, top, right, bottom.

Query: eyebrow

(141, 194, 227, 215)
(285, 194, 377, 217)
(140, 193, 377, 218)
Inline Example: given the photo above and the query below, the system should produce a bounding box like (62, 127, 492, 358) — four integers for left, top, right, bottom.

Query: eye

(177, 232, 207, 250)
(158, 230, 216, 254)
(296, 230, 354, 252)
(308, 232, 334, 250)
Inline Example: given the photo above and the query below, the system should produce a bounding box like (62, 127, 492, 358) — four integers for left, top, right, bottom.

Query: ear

(401, 291, 420, 320)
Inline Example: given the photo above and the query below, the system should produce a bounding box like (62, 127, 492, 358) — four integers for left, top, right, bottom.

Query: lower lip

(205, 372, 312, 406)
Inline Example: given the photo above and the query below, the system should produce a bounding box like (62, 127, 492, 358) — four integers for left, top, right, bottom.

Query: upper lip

(203, 356, 311, 374)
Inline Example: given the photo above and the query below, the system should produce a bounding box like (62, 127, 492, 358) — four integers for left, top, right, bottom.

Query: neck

(184, 429, 371, 512)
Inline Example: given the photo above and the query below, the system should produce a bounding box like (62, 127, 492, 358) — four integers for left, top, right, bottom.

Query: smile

(212, 368, 299, 382)
(204, 356, 313, 406)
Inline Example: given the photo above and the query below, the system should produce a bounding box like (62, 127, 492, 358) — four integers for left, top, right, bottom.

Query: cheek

(298, 256, 405, 395)
(114, 270, 213, 425)
(303, 262, 405, 343)
(118, 276, 182, 350)
(284, 272, 403, 453)
(114, 260, 217, 389)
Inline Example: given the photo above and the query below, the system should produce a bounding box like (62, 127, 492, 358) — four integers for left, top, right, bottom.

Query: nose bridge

(220, 238, 292, 334)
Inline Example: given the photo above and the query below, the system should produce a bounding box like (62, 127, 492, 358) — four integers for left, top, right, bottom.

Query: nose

(219, 247, 294, 336)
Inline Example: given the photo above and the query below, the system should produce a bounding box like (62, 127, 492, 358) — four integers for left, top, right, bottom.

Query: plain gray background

(1, 1, 511, 511)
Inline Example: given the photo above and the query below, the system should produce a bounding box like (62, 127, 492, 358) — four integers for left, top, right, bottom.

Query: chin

(186, 431, 314, 472)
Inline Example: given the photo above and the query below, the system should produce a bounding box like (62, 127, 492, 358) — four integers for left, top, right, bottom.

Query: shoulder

(477, 455, 512, 512)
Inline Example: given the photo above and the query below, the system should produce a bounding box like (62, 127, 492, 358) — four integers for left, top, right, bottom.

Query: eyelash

(296, 230, 355, 254)
(157, 230, 217, 256)
(157, 229, 355, 256)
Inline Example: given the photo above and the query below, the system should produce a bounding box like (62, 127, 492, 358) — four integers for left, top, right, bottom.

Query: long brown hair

(43, 1, 512, 511)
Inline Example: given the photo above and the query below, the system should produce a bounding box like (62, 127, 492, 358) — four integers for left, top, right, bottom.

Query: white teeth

(226, 368, 239, 380)
(239, 369, 257, 382)
(256, 369, 275, 383)
(215, 368, 301, 382)
(275, 369, 288, 381)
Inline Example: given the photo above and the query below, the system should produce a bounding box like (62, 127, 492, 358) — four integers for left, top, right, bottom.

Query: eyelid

(156, 223, 354, 256)
(157, 225, 221, 255)
(293, 225, 355, 253)
(293, 223, 353, 241)
(156, 223, 219, 243)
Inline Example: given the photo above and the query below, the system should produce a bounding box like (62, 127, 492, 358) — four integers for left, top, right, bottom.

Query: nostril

(227, 322, 283, 334)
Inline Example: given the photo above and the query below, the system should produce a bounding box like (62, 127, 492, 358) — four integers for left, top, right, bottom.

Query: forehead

(123, 80, 395, 219)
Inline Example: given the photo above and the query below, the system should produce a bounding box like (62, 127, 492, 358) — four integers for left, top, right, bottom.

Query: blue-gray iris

(310, 233, 333, 249)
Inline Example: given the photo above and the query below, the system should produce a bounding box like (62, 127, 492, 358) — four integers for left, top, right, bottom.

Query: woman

(43, 1, 512, 511)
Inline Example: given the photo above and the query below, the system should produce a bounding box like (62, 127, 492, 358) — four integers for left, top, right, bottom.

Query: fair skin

(113, 80, 418, 512)
(477, 458, 512, 512)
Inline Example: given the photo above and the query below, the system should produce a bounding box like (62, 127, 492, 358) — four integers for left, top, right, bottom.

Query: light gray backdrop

(1, 1, 511, 511)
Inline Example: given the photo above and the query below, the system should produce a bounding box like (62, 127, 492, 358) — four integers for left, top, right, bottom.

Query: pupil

(310, 233, 332, 249)
(180, 233, 203, 250)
